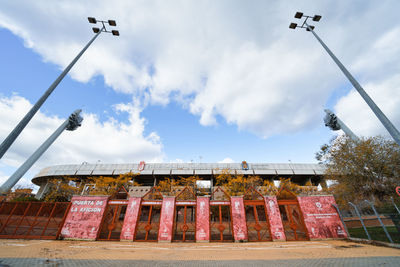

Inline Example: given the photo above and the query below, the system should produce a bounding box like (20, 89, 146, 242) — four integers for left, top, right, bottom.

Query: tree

(316, 135, 400, 205)
(43, 172, 138, 201)
(215, 169, 279, 196)
(156, 176, 204, 196)
(43, 178, 82, 202)
(85, 172, 137, 196)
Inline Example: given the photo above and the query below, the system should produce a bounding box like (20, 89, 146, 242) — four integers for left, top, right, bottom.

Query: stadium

(1, 161, 345, 243)
(32, 162, 327, 199)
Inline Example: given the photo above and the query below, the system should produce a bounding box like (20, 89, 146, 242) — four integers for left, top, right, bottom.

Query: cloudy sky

(1, 0, 400, 189)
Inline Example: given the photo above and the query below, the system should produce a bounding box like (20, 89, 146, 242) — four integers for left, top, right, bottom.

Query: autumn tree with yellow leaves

(43, 172, 138, 202)
(156, 176, 205, 196)
(214, 169, 278, 196)
(316, 135, 400, 205)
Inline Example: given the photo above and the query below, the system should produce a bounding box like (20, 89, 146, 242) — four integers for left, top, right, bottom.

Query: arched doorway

(173, 187, 196, 242)
(210, 187, 233, 242)
(243, 187, 272, 241)
(98, 186, 128, 241)
(277, 187, 308, 241)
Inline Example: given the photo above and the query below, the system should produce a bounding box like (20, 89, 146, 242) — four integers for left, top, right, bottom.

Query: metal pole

(0, 110, 83, 194)
(364, 200, 393, 243)
(331, 203, 350, 237)
(324, 109, 359, 141)
(391, 197, 400, 215)
(0, 29, 102, 159)
(306, 22, 400, 146)
(348, 202, 371, 240)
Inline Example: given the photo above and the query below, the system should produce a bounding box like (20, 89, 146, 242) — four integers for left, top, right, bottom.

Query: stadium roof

(32, 162, 325, 185)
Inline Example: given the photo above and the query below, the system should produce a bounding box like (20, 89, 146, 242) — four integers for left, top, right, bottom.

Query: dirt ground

(0, 239, 399, 261)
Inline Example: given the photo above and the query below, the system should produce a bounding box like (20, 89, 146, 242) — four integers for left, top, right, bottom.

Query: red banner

(120, 197, 142, 240)
(60, 196, 109, 240)
(264, 196, 286, 241)
(230, 197, 248, 241)
(196, 197, 210, 241)
(158, 197, 175, 242)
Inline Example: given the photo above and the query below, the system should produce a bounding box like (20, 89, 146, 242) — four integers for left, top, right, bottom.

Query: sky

(1, 0, 400, 190)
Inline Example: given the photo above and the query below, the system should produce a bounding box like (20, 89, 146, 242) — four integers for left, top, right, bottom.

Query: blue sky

(1, 1, 400, 189)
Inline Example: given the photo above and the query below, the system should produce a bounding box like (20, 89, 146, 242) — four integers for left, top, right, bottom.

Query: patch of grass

(348, 226, 400, 243)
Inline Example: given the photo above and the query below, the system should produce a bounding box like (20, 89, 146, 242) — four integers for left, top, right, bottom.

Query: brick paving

(0, 257, 399, 266)
(0, 239, 399, 266)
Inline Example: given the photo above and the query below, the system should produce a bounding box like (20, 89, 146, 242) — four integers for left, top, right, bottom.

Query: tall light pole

(289, 12, 400, 146)
(0, 17, 119, 159)
(0, 109, 83, 194)
(324, 109, 359, 141)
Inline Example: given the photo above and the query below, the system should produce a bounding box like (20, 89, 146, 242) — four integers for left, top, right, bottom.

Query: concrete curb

(347, 237, 400, 249)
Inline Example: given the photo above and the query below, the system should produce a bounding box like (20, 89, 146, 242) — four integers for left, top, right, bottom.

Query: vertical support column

(230, 196, 247, 242)
(120, 197, 142, 241)
(158, 196, 175, 242)
(60, 196, 109, 240)
(196, 196, 210, 242)
(264, 196, 286, 241)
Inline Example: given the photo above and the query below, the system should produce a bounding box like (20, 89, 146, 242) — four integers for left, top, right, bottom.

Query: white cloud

(0, 1, 400, 144)
(335, 74, 400, 138)
(333, 25, 400, 138)
(0, 95, 164, 186)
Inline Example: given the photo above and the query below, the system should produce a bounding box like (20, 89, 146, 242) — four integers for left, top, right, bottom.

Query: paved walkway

(0, 239, 399, 266)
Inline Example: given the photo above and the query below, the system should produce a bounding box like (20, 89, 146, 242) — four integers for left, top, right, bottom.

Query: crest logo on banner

(138, 161, 145, 171)
(241, 161, 249, 170)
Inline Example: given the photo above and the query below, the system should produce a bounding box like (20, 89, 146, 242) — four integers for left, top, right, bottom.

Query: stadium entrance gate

(243, 187, 272, 241)
(134, 187, 163, 241)
(277, 188, 308, 241)
(173, 187, 196, 242)
(210, 187, 233, 242)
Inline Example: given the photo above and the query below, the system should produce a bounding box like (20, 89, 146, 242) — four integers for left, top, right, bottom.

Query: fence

(0, 201, 70, 239)
(334, 199, 400, 244)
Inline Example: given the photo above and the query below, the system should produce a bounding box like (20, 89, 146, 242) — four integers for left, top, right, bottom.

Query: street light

(289, 12, 400, 146)
(324, 109, 359, 141)
(0, 17, 119, 159)
(0, 109, 83, 194)
(88, 17, 120, 36)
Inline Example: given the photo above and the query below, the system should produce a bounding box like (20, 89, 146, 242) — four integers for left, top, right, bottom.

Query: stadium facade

(33, 162, 327, 199)
(0, 162, 347, 242)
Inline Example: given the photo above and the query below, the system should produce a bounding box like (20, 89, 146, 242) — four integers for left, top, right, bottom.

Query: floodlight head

(92, 27, 100, 33)
(306, 25, 315, 31)
(108, 20, 117, 26)
(112, 30, 120, 36)
(294, 12, 303, 19)
(289, 23, 297, 29)
(313, 15, 322, 22)
(88, 17, 97, 24)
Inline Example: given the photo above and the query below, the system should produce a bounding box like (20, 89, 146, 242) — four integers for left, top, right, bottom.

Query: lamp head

(294, 12, 303, 19)
(88, 17, 97, 24)
(313, 15, 322, 22)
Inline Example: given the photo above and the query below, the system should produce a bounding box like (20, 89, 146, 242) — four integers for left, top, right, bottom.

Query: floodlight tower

(289, 12, 400, 146)
(0, 18, 119, 159)
(0, 110, 83, 194)
(324, 109, 359, 141)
